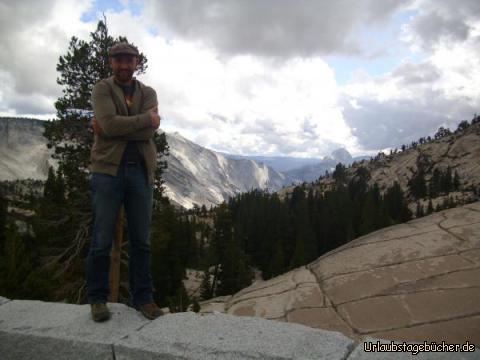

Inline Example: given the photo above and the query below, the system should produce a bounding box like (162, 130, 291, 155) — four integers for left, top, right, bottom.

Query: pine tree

(213, 204, 253, 296)
(216, 239, 253, 296)
(456, 120, 469, 132)
(167, 283, 191, 313)
(453, 170, 460, 190)
(408, 170, 427, 199)
(199, 269, 213, 300)
(377, 200, 392, 228)
(415, 202, 424, 218)
(448, 196, 456, 208)
(434, 126, 451, 139)
(332, 163, 347, 184)
(472, 113, 480, 125)
(0, 192, 7, 258)
(359, 191, 376, 235)
(384, 181, 403, 220)
(43, 166, 57, 199)
(191, 297, 201, 312)
(441, 197, 449, 209)
(289, 234, 305, 269)
(269, 240, 285, 278)
(429, 168, 441, 197)
(290, 195, 316, 267)
(442, 167, 453, 193)
(384, 181, 412, 223)
(33, 166, 71, 249)
(150, 199, 188, 308)
(0, 222, 33, 299)
(427, 199, 434, 214)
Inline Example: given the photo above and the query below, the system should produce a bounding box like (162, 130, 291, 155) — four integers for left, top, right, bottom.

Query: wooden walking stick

(108, 205, 124, 303)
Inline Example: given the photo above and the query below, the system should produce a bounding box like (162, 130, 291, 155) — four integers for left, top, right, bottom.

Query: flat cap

(108, 42, 139, 57)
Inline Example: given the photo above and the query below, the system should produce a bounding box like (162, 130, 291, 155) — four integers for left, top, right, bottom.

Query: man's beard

(114, 69, 134, 82)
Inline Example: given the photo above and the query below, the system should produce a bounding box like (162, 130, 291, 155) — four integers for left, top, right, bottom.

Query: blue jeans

(86, 160, 154, 308)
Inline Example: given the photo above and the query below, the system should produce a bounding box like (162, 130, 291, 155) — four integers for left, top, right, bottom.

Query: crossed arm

(92, 116, 158, 141)
(91, 81, 160, 141)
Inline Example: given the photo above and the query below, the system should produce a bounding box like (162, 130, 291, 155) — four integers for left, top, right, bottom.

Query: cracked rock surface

(201, 202, 480, 345)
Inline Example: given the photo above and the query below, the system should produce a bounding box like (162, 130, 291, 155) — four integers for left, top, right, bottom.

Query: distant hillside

(221, 153, 324, 172)
(162, 132, 285, 208)
(278, 119, 480, 209)
(223, 148, 368, 185)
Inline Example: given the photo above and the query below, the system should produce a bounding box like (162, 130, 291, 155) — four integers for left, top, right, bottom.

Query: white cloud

(143, 0, 409, 58)
(403, 0, 480, 50)
(0, 0, 93, 116)
(341, 2, 480, 151)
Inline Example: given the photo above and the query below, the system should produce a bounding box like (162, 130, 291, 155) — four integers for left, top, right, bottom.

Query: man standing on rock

(86, 42, 163, 322)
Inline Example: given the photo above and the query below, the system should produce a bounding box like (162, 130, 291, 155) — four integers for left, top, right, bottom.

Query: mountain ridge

(0, 117, 285, 208)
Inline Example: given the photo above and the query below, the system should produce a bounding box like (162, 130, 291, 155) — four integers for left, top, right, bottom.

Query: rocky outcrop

(0, 117, 55, 181)
(200, 202, 480, 345)
(364, 124, 480, 196)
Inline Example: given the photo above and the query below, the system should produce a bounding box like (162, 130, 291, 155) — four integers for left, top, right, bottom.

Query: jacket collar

(105, 75, 142, 115)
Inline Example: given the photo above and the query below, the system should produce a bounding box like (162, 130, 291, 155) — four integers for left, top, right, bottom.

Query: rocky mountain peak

(330, 148, 353, 165)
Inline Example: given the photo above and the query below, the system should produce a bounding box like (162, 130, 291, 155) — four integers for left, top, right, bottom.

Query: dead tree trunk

(108, 205, 124, 303)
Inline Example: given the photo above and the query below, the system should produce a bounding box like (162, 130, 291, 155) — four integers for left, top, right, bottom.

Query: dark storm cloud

(412, 11, 470, 45)
(208, 112, 228, 123)
(148, 0, 408, 58)
(408, 0, 480, 49)
(341, 92, 477, 151)
(392, 62, 441, 85)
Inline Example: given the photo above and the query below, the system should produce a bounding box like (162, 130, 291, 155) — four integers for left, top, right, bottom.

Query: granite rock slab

(202, 203, 480, 345)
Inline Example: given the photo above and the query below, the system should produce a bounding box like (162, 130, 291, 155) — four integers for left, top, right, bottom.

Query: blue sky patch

(327, 8, 423, 85)
(81, 0, 143, 23)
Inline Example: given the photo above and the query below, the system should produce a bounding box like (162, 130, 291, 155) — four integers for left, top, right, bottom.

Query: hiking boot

(135, 302, 164, 320)
(90, 303, 111, 322)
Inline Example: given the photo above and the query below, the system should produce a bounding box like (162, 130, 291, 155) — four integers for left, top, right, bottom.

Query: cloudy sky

(1, 0, 479, 157)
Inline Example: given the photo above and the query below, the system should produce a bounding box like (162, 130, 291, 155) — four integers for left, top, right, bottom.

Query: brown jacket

(89, 75, 158, 185)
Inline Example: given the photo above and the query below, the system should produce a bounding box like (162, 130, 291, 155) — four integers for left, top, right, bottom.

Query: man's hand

(92, 117, 104, 135)
(149, 106, 161, 129)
